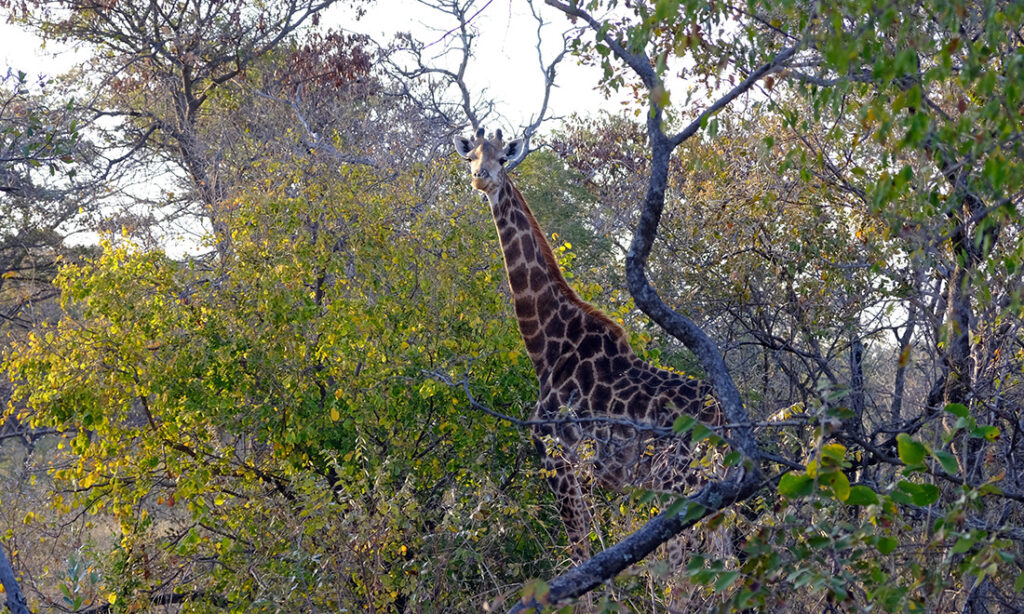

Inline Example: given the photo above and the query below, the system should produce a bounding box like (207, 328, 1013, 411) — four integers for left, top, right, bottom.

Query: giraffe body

(454, 130, 721, 557)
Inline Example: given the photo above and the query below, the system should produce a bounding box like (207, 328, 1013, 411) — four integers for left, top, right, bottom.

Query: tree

(1, 1, 602, 609)
(0, 68, 100, 332)
(0, 538, 30, 614)
(5, 0, 350, 254)
(3, 143, 574, 610)
(510, 0, 1024, 610)
(2, 0, 1022, 611)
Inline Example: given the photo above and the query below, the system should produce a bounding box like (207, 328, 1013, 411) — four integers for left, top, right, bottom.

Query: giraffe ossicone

(453, 129, 723, 561)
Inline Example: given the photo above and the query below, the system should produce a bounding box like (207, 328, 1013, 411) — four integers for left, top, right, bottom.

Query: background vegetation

(0, 0, 1022, 612)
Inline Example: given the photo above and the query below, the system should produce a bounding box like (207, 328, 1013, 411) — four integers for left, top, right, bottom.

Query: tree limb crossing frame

(506, 3, 807, 611)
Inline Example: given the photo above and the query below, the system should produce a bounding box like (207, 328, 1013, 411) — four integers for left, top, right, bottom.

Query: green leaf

(664, 499, 707, 524)
(778, 472, 815, 498)
(723, 450, 742, 467)
(1014, 571, 1024, 594)
(889, 488, 914, 506)
(820, 443, 846, 465)
(951, 537, 974, 554)
(828, 471, 851, 502)
(691, 422, 712, 443)
(912, 483, 940, 506)
(714, 570, 739, 592)
(895, 481, 940, 506)
(673, 414, 696, 434)
(944, 403, 969, 418)
(846, 485, 879, 506)
(896, 433, 928, 467)
(876, 536, 898, 554)
(932, 450, 959, 475)
(973, 425, 1000, 441)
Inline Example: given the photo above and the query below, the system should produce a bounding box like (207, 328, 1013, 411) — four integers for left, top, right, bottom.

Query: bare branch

(505, 0, 570, 171)
(669, 43, 800, 147)
(252, 88, 378, 168)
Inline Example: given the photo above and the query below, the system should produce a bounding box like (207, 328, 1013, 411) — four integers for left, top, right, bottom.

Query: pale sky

(332, 0, 623, 129)
(0, 0, 622, 134)
(0, 1, 626, 256)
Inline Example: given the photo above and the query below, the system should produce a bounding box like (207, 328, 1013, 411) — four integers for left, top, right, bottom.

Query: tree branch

(0, 539, 30, 614)
(507, 3, 813, 608)
(507, 472, 766, 612)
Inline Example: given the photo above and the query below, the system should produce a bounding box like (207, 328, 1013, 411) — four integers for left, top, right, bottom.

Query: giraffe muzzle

(473, 169, 490, 179)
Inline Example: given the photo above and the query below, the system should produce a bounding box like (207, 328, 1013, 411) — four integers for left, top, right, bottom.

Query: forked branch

(390, 0, 567, 162)
(506, 2, 808, 610)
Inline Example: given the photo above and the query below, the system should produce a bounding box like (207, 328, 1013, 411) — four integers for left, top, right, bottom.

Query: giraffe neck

(486, 173, 631, 379)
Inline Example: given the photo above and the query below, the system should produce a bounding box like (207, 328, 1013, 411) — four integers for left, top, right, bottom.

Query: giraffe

(453, 128, 723, 559)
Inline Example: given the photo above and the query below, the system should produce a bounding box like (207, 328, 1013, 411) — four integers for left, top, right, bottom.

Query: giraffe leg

(643, 443, 735, 577)
(534, 437, 593, 562)
(661, 535, 698, 610)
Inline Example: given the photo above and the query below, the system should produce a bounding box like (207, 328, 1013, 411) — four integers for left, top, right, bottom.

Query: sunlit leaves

(2, 155, 559, 610)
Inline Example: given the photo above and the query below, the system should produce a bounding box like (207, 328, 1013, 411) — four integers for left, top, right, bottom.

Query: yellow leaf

(330, 408, 341, 421)
(108, 593, 117, 604)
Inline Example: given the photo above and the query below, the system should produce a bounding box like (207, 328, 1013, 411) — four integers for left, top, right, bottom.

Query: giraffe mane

(505, 179, 630, 343)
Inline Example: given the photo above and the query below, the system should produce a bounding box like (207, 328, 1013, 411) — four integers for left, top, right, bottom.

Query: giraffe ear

(501, 138, 524, 163)
(453, 135, 474, 159)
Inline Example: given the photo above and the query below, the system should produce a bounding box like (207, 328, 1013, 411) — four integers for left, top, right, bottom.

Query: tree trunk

(847, 335, 865, 438)
(0, 540, 30, 614)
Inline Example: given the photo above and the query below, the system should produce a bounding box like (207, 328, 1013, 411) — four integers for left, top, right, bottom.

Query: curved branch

(669, 43, 800, 147)
(511, 3, 810, 609)
(508, 472, 766, 612)
(543, 0, 656, 89)
(627, 50, 805, 461)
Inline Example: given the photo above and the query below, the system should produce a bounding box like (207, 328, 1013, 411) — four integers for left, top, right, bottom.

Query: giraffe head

(453, 128, 524, 195)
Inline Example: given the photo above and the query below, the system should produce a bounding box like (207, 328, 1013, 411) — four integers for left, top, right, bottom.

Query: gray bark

(0, 540, 30, 614)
